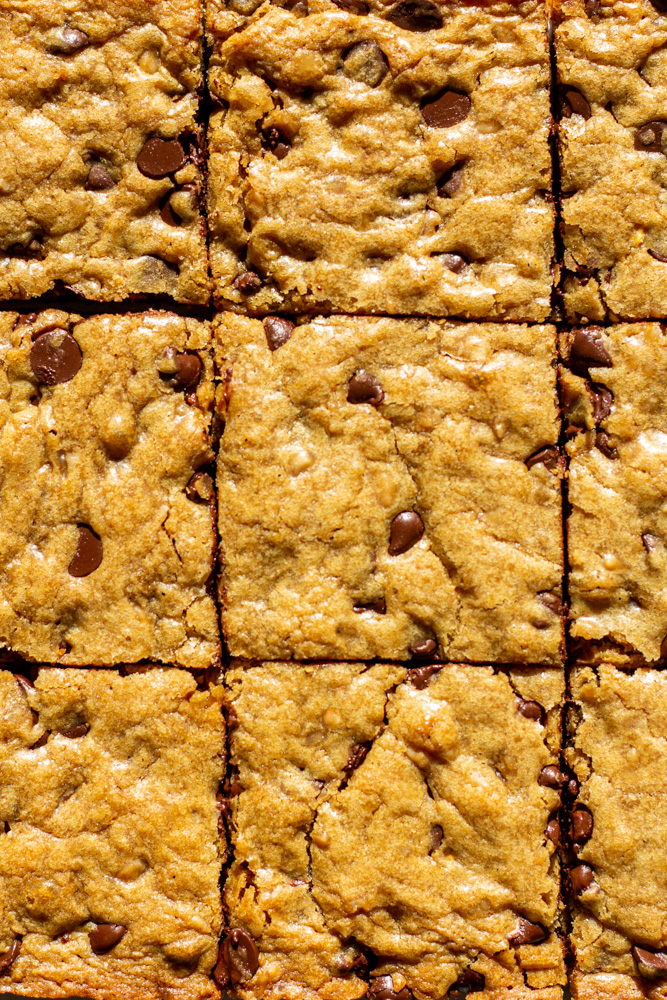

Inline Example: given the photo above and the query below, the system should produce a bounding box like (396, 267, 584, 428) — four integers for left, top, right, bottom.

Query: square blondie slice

(0, 666, 225, 1000)
(567, 665, 667, 999)
(0, 310, 219, 668)
(562, 324, 667, 665)
(555, 0, 667, 322)
(0, 0, 209, 303)
(216, 315, 564, 663)
(207, 0, 554, 319)
(218, 661, 565, 1000)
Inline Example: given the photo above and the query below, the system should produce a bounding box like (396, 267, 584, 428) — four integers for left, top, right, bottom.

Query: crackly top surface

(568, 665, 667, 994)
(0, 310, 219, 668)
(207, 0, 554, 319)
(555, 0, 667, 323)
(562, 323, 667, 664)
(222, 661, 565, 1000)
(216, 315, 563, 663)
(0, 667, 224, 1000)
(0, 0, 209, 303)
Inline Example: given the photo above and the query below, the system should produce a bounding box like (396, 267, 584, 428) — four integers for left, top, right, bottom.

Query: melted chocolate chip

(185, 471, 214, 504)
(421, 90, 471, 128)
(30, 732, 49, 749)
(62, 724, 89, 738)
(649, 249, 667, 263)
(409, 663, 443, 689)
(385, 0, 442, 30)
(347, 371, 385, 406)
(137, 137, 186, 179)
(595, 430, 618, 460)
(333, 0, 370, 11)
(446, 970, 485, 999)
(389, 511, 424, 555)
(261, 127, 291, 159)
(569, 328, 613, 376)
(508, 918, 549, 947)
(429, 824, 444, 853)
(546, 814, 560, 847)
(643, 533, 658, 553)
(0, 939, 21, 974)
(437, 163, 464, 197)
(344, 741, 371, 777)
(584, 0, 601, 14)
(439, 252, 468, 273)
(525, 445, 559, 471)
(409, 638, 437, 659)
(30, 331, 82, 385)
(86, 163, 115, 191)
(49, 27, 89, 54)
(516, 698, 545, 724)
(264, 317, 295, 351)
(233, 271, 263, 294)
(342, 41, 388, 87)
(591, 384, 613, 423)
(217, 929, 260, 986)
(635, 121, 667, 153)
(632, 946, 667, 978)
(353, 598, 386, 614)
(160, 350, 202, 392)
(538, 591, 564, 616)
(368, 976, 413, 1000)
(571, 804, 594, 844)
(68, 525, 103, 577)
(88, 923, 127, 954)
(562, 88, 592, 120)
(538, 765, 563, 789)
(570, 863, 595, 895)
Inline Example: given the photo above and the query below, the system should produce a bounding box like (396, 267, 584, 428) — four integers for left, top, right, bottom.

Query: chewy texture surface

(0, 310, 219, 668)
(0, 667, 224, 1000)
(207, 0, 554, 318)
(555, 0, 667, 322)
(568, 665, 667, 1000)
(0, 0, 209, 303)
(562, 323, 667, 664)
(216, 315, 564, 663)
(220, 660, 565, 1000)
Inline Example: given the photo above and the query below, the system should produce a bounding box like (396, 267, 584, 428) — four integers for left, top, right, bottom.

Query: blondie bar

(217, 660, 565, 1000)
(0, 0, 209, 303)
(0, 310, 219, 668)
(216, 315, 564, 663)
(207, 0, 554, 319)
(567, 665, 667, 999)
(555, 0, 667, 322)
(0, 666, 224, 1000)
(562, 324, 667, 664)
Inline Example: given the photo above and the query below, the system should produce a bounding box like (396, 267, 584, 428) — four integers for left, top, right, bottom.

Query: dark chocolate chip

(218, 929, 260, 986)
(353, 598, 386, 614)
(159, 350, 202, 392)
(508, 918, 549, 947)
(137, 137, 186, 179)
(6, 238, 44, 260)
(566, 772, 580, 799)
(86, 163, 115, 191)
(88, 923, 127, 954)
(410, 638, 437, 659)
(264, 317, 295, 351)
(446, 970, 485, 999)
(409, 663, 443, 689)
(591, 384, 613, 423)
(538, 765, 563, 789)
(49, 27, 89, 54)
(368, 976, 413, 1000)
(232, 271, 263, 294)
(525, 445, 559, 471)
(261, 127, 291, 159)
(62, 724, 89, 738)
(635, 121, 667, 153)
(342, 41, 388, 87)
(437, 163, 464, 197)
(68, 525, 103, 578)
(571, 804, 594, 844)
(421, 90, 471, 128)
(389, 511, 424, 555)
(30, 732, 49, 749)
(648, 248, 667, 263)
(30, 331, 82, 385)
(429, 825, 444, 853)
(347, 371, 384, 406)
(333, 0, 370, 11)
(643, 533, 658, 553)
(185, 471, 214, 504)
(584, 0, 601, 14)
(569, 328, 613, 376)
(632, 946, 667, 978)
(570, 863, 595, 895)
(344, 741, 371, 777)
(386, 0, 442, 29)
(516, 698, 545, 724)
(538, 591, 564, 616)
(595, 431, 618, 460)
(0, 939, 21, 974)
(439, 252, 468, 273)
(546, 814, 560, 847)
(562, 88, 592, 120)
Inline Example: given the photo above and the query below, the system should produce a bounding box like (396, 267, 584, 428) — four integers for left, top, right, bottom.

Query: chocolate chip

(643, 533, 658, 553)
(333, 0, 369, 10)
(261, 127, 291, 159)
(421, 90, 471, 128)
(429, 825, 443, 853)
(591, 384, 613, 423)
(508, 918, 549, 947)
(570, 863, 595, 895)
(342, 41, 388, 87)
(538, 765, 563, 789)
(368, 976, 413, 1000)
(538, 592, 564, 616)
(446, 970, 485, 999)
(546, 814, 560, 847)
(49, 27, 89, 54)
(353, 598, 386, 614)
(347, 371, 385, 406)
(525, 445, 559, 471)
(185, 471, 214, 504)
(137, 137, 186, 179)
(633, 946, 667, 978)
(439, 253, 468, 273)
(648, 249, 667, 263)
(410, 638, 437, 659)
(569, 328, 613, 376)
(595, 431, 618, 460)
(6, 238, 43, 259)
(159, 349, 202, 392)
(389, 511, 424, 554)
(566, 772, 580, 799)
(572, 804, 594, 844)
(409, 663, 443, 689)
(264, 317, 295, 351)
(635, 121, 667, 153)
(584, 0, 600, 14)
(88, 923, 127, 954)
(437, 163, 464, 197)
(30, 331, 82, 385)
(14, 674, 35, 695)
(232, 271, 263, 294)
(217, 929, 260, 986)
(562, 88, 592, 120)
(30, 732, 49, 749)
(386, 0, 442, 29)
(62, 724, 89, 738)
(68, 525, 103, 578)
(85, 162, 115, 191)
(517, 699, 545, 724)
(0, 939, 21, 974)
(344, 741, 371, 777)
